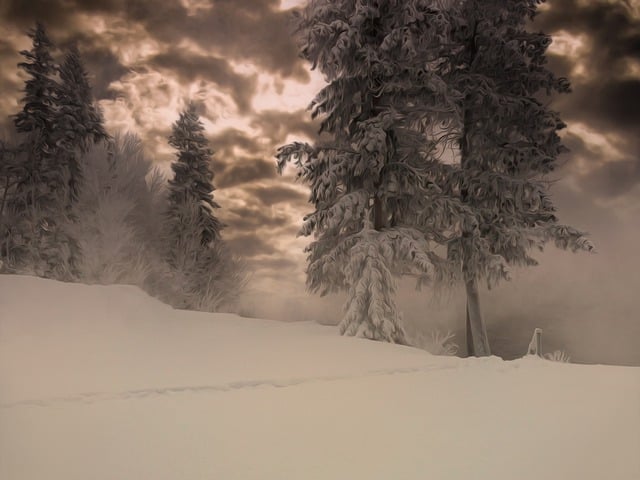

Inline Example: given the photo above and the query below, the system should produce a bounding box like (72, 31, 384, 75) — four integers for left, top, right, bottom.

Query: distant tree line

(0, 22, 246, 312)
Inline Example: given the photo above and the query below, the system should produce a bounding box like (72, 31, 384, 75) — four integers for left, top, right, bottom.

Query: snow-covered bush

(154, 216, 248, 313)
(71, 133, 166, 287)
(408, 329, 459, 356)
(544, 350, 571, 363)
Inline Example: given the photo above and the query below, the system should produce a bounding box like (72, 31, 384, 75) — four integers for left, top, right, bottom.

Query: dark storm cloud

(0, 0, 127, 25)
(210, 111, 318, 188)
(250, 109, 319, 145)
(582, 158, 640, 199)
(0, 0, 308, 81)
(211, 128, 264, 158)
(138, 0, 308, 80)
(560, 131, 592, 162)
(245, 184, 307, 206)
(529, 1, 640, 205)
(81, 48, 130, 100)
(0, 38, 15, 57)
(148, 49, 257, 113)
(587, 79, 640, 128)
(558, 131, 640, 200)
(535, 0, 640, 130)
(0, 14, 130, 108)
(0, 0, 74, 28)
(118, 0, 307, 80)
(207, 110, 319, 221)
(544, 51, 573, 81)
(538, 0, 639, 70)
(223, 199, 303, 260)
(0, 0, 172, 31)
(216, 157, 277, 188)
(551, 76, 640, 132)
(0, 31, 128, 115)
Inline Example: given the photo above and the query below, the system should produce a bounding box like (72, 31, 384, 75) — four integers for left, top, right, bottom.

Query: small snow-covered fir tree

(434, 0, 594, 355)
(277, 0, 462, 342)
(340, 221, 404, 342)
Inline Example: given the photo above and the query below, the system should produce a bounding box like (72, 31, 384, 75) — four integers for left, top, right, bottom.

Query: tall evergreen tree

(12, 22, 60, 201)
(56, 44, 109, 198)
(13, 23, 57, 140)
(277, 0, 462, 343)
(0, 139, 22, 267)
(4, 22, 79, 279)
(433, 0, 594, 355)
(166, 103, 223, 260)
(164, 104, 245, 312)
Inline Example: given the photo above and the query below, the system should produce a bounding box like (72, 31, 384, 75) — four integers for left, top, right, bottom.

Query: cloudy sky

(0, 0, 638, 361)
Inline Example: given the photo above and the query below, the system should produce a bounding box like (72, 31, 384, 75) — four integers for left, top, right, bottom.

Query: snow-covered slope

(1, 275, 638, 480)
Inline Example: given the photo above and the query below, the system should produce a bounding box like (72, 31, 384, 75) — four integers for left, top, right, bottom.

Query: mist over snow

(1, 275, 639, 480)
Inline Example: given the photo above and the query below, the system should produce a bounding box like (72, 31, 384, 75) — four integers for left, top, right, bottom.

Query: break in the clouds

(0, 0, 637, 294)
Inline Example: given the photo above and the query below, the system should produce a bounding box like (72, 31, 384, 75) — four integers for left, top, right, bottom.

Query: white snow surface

(1, 275, 639, 480)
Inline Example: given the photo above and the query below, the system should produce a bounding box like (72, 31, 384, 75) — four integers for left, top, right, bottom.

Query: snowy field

(1, 275, 638, 480)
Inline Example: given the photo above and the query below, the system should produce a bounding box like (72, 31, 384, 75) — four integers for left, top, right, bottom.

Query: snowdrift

(1, 275, 639, 480)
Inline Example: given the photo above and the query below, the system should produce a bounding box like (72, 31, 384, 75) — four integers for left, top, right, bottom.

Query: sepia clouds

(0, 0, 637, 301)
(534, 0, 639, 212)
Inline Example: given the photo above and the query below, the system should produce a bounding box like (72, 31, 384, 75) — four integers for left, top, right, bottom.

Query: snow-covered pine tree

(0, 138, 20, 226)
(6, 22, 79, 279)
(340, 221, 404, 341)
(56, 44, 109, 199)
(12, 22, 60, 201)
(0, 138, 22, 265)
(435, 0, 594, 355)
(164, 103, 245, 311)
(277, 0, 462, 343)
(166, 103, 223, 254)
(13, 23, 57, 146)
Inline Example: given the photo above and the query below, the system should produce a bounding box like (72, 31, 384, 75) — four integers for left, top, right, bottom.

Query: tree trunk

(373, 195, 386, 230)
(0, 175, 10, 225)
(465, 276, 491, 357)
(459, 21, 489, 357)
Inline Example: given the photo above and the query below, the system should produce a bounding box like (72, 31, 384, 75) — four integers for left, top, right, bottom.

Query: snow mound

(1, 275, 639, 480)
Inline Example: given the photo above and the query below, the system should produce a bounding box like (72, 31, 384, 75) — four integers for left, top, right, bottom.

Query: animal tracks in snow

(1, 364, 456, 409)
